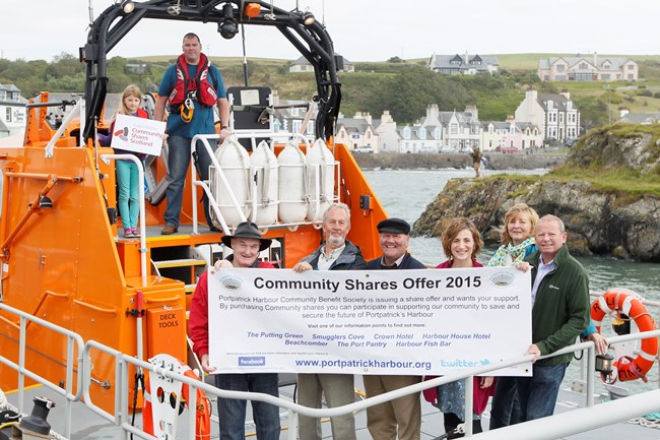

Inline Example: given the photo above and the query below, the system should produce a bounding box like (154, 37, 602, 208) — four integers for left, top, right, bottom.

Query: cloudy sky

(3, 0, 659, 62)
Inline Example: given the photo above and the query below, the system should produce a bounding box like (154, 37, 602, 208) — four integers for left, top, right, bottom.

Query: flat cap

(377, 218, 411, 235)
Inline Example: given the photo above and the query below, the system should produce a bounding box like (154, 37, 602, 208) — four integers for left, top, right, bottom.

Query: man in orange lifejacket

(155, 32, 231, 235)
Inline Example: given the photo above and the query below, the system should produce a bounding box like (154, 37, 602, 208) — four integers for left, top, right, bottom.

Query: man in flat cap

(189, 222, 281, 440)
(364, 217, 426, 440)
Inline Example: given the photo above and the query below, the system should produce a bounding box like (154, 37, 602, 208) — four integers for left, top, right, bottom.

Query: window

(434, 127, 441, 139)
(418, 127, 426, 139)
(6, 108, 11, 122)
(450, 124, 458, 134)
(292, 120, 302, 133)
(628, 73, 635, 80)
(291, 107, 299, 117)
(628, 64, 634, 70)
(306, 123, 314, 135)
(559, 113, 564, 124)
(602, 74, 610, 81)
(556, 65, 565, 72)
(579, 62, 588, 69)
(403, 127, 411, 140)
(488, 125, 494, 134)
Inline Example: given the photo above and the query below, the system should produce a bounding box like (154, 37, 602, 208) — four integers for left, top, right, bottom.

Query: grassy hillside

(4, 52, 660, 130)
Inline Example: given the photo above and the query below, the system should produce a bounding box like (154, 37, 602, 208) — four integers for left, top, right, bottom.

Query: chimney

(594, 52, 598, 67)
(365, 112, 372, 125)
(465, 105, 478, 120)
(560, 89, 570, 100)
(506, 115, 515, 124)
(381, 110, 393, 123)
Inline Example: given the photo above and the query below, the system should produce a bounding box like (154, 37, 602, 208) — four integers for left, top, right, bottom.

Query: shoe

(161, 225, 178, 235)
(132, 228, 141, 238)
(123, 228, 135, 239)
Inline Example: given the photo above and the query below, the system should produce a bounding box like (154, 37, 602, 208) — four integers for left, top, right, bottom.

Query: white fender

(250, 140, 279, 227)
(210, 137, 251, 228)
(277, 141, 308, 224)
(306, 138, 335, 223)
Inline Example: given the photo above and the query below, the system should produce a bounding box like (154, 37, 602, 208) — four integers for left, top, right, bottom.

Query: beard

(327, 234, 345, 247)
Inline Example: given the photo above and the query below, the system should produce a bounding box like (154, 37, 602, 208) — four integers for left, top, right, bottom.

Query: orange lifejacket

(168, 53, 218, 109)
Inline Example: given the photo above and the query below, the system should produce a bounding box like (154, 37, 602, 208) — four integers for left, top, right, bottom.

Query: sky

(3, 0, 660, 63)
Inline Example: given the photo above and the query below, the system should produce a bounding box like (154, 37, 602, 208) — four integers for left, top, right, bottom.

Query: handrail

(100, 154, 148, 288)
(0, 303, 84, 440)
(72, 299, 118, 315)
(142, 296, 181, 304)
(191, 134, 247, 236)
(4, 300, 659, 440)
(190, 131, 339, 235)
(45, 99, 82, 158)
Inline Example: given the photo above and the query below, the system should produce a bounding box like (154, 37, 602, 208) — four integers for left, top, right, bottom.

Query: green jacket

(525, 244, 590, 367)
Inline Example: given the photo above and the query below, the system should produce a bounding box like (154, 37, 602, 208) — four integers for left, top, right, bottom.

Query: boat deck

(4, 376, 660, 440)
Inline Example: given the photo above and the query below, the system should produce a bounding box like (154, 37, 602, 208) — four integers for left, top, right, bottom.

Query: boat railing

(0, 302, 84, 440)
(190, 131, 341, 236)
(5, 298, 660, 439)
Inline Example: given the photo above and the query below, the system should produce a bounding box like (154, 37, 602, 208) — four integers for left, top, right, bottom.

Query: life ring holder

(143, 354, 211, 440)
(590, 288, 659, 383)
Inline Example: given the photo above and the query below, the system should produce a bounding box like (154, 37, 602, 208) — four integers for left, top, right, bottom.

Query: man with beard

(293, 203, 367, 440)
(364, 218, 425, 440)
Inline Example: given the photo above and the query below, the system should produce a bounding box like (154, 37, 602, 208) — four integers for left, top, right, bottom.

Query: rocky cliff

(412, 124, 660, 261)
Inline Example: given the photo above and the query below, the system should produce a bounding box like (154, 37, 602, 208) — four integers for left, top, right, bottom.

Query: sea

(363, 167, 660, 300)
(364, 167, 660, 394)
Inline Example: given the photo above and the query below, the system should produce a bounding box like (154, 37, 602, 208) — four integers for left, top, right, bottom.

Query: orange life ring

(143, 366, 211, 439)
(590, 288, 658, 382)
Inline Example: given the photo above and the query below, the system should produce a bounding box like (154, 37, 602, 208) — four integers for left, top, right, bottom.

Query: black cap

(377, 218, 411, 235)
(221, 222, 272, 252)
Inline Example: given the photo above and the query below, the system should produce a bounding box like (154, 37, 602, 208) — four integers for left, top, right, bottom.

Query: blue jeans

(116, 160, 140, 229)
(489, 376, 522, 429)
(163, 135, 216, 228)
(515, 363, 567, 422)
(214, 373, 280, 440)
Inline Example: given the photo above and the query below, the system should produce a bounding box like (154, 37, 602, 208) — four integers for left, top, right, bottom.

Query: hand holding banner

(111, 114, 165, 156)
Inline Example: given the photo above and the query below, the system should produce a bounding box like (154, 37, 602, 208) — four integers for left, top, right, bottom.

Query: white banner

(111, 114, 165, 156)
(208, 267, 532, 376)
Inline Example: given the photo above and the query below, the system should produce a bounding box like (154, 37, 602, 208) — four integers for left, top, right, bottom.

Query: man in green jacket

(515, 214, 590, 422)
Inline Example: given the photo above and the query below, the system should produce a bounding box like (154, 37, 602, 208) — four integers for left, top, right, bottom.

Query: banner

(111, 114, 165, 156)
(208, 267, 532, 376)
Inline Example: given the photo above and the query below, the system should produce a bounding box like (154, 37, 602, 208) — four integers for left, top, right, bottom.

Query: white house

(374, 111, 401, 153)
(336, 112, 379, 152)
(481, 117, 543, 151)
(428, 53, 499, 75)
(0, 84, 27, 137)
(537, 54, 638, 82)
(289, 55, 354, 73)
(515, 89, 581, 141)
